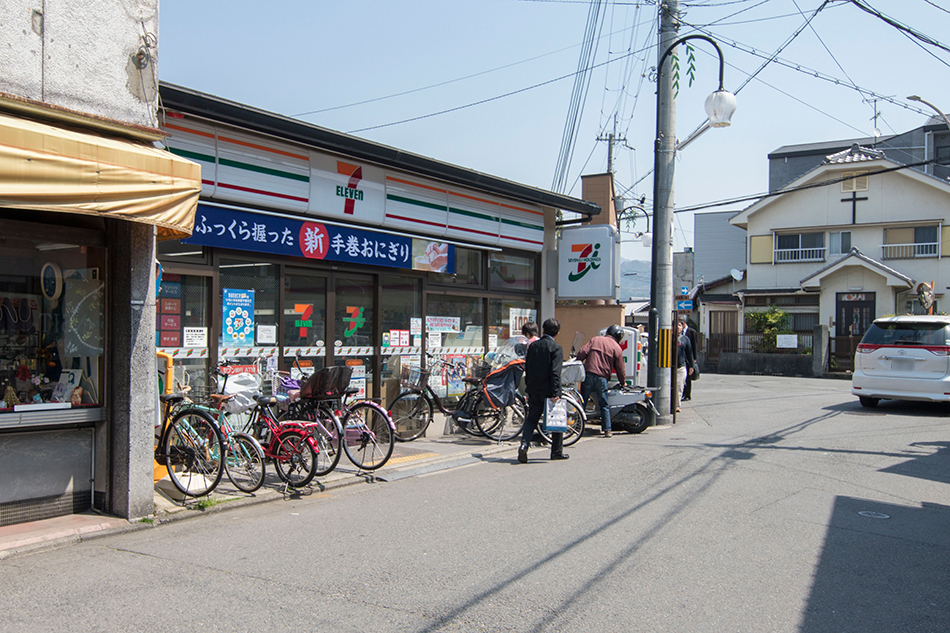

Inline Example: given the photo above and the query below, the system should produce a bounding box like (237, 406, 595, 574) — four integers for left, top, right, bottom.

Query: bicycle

(283, 362, 395, 471)
(178, 361, 266, 494)
(244, 391, 327, 488)
(156, 391, 225, 498)
(388, 354, 512, 442)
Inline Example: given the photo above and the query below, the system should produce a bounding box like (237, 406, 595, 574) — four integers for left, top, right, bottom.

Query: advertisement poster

(446, 355, 466, 396)
(509, 308, 537, 336)
(425, 316, 460, 332)
(222, 289, 255, 345)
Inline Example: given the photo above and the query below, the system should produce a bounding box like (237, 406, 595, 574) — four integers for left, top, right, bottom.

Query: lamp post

(618, 202, 652, 247)
(907, 95, 950, 131)
(648, 31, 736, 421)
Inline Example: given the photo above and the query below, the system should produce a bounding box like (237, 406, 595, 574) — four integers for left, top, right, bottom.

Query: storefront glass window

(283, 272, 327, 378)
(488, 298, 538, 357)
(424, 294, 483, 403)
(429, 247, 482, 287)
(334, 276, 375, 400)
(157, 274, 211, 391)
(380, 275, 421, 409)
(0, 238, 105, 412)
(488, 252, 537, 293)
(219, 260, 279, 389)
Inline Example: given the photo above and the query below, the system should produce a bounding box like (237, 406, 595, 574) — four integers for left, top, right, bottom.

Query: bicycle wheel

(389, 391, 432, 442)
(342, 401, 395, 470)
(304, 408, 343, 477)
(273, 429, 317, 487)
(452, 389, 487, 437)
(474, 393, 525, 442)
(224, 432, 265, 493)
(164, 409, 225, 497)
(537, 397, 586, 447)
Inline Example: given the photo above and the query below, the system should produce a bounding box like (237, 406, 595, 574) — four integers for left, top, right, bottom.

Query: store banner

(185, 203, 454, 273)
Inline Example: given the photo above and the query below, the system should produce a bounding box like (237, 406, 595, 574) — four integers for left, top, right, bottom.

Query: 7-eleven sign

(293, 304, 313, 337)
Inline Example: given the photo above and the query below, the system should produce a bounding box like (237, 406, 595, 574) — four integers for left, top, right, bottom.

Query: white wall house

(729, 143, 950, 338)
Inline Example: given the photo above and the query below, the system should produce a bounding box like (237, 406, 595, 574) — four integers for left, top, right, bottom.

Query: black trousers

(683, 371, 693, 399)
(521, 395, 564, 456)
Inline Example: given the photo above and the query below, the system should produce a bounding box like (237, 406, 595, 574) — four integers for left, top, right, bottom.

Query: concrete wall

(694, 211, 746, 284)
(0, 0, 159, 127)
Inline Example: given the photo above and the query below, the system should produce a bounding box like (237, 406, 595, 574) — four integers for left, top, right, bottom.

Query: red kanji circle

(299, 222, 329, 259)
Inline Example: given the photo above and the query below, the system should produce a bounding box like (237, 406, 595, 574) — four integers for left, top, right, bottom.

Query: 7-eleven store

(156, 84, 598, 415)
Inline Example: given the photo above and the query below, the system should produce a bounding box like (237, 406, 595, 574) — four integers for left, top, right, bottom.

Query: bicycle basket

(300, 365, 353, 399)
(471, 361, 492, 381)
(185, 385, 215, 407)
(561, 360, 586, 385)
(400, 365, 430, 389)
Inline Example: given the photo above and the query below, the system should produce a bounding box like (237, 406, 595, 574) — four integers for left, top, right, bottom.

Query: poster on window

(222, 289, 255, 345)
(63, 269, 104, 356)
(509, 308, 536, 337)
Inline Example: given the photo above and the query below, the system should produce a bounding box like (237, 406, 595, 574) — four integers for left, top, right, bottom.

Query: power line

(673, 157, 939, 214)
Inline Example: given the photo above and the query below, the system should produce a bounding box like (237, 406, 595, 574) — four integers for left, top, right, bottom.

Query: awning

(0, 110, 200, 240)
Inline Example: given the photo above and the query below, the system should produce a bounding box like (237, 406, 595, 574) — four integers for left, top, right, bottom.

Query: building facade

(0, 1, 200, 526)
(155, 84, 598, 416)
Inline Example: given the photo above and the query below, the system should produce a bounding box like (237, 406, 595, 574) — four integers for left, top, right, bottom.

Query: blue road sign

(676, 300, 693, 310)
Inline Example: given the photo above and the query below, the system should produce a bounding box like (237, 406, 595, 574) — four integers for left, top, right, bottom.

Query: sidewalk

(0, 413, 675, 560)
(0, 415, 518, 560)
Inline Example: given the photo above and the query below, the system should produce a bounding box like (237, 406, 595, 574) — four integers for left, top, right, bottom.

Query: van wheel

(859, 396, 879, 408)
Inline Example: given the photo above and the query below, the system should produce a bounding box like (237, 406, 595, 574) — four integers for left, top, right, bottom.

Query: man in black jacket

(518, 318, 568, 463)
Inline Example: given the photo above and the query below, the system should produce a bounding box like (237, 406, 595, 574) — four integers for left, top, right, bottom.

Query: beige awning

(0, 110, 200, 240)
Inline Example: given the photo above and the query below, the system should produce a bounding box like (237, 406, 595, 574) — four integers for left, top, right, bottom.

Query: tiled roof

(823, 143, 886, 164)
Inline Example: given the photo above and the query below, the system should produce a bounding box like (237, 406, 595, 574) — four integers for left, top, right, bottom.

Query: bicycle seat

(254, 394, 278, 405)
(160, 393, 186, 403)
(210, 393, 233, 403)
(462, 377, 481, 386)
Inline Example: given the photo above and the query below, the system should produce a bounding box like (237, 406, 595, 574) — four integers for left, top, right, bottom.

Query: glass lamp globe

(704, 89, 737, 128)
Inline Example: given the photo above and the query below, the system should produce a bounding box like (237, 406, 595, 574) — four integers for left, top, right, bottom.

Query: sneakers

(550, 453, 570, 461)
(603, 430, 612, 438)
(518, 444, 528, 464)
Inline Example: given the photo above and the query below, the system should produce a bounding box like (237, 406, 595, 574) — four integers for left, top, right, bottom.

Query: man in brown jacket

(576, 325, 626, 437)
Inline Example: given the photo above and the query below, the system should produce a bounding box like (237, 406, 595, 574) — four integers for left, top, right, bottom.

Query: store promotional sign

(556, 225, 620, 300)
(186, 203, 455, 273)
(222, 289, 255, 345)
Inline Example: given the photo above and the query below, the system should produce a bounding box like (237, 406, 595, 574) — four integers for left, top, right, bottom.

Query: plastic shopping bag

(542, 399, 568, 433)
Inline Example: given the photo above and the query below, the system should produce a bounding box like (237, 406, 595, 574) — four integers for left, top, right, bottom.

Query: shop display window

(157, 274, 211, 391)
(429, 247, 482, 287)
(424, 294, 484, 402)
(488, 298, 538, 356)
(0, 238, 105, 411)
(488, 252, 537, 293)
(334, 276, 374, 400)
(380, 275, 421, 408)
(219, 259, 280, 387)
(283, 272, 327, 378)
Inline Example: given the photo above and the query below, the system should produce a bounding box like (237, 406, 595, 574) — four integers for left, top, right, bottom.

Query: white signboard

(410, 317, 422, 336)
(256, 324, 277, 345)
(425, 316, 460, 332)
(776, 334, 799, 349)
(509, 308, 536, 336)
(183, 327, 208, 348)
(557, 225, 621, 300)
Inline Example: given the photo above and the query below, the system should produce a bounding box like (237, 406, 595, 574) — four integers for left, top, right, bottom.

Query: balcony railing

(881, 242, 939, 259)
(774, 247, 825, 263)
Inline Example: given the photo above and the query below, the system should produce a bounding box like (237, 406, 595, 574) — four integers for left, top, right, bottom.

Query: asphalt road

(2, 374, 948, 632)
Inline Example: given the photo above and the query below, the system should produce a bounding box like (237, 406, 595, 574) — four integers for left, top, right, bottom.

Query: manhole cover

(858, 511, 890, 519)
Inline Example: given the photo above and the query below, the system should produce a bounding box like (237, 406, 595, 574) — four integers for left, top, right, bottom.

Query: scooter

(583, 385, 657, 434)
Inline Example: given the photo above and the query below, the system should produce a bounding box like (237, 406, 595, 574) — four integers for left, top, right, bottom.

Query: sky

(157, 0, 950, 263)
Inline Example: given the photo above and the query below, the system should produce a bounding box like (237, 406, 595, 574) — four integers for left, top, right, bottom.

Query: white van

(851, 315, 950, 407)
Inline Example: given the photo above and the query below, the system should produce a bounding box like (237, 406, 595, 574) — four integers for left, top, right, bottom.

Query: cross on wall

(841, 191, 868, 224)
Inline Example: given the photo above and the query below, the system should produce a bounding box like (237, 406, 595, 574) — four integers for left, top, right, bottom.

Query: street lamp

(649, 33, 736, 421)
(907, 95, 950, 131)
(618, 200, 652, 247)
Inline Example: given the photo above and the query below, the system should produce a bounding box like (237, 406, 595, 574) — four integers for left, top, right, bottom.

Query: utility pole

(596, 114, 627, 175)
(648, 0, 679, 422)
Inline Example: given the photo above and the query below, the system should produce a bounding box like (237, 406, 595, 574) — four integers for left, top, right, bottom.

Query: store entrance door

(282, 270, 328, 377)
(333, 274, 376, 401)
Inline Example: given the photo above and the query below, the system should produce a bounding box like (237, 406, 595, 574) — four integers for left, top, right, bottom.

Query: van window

(861, 322, 950, 346)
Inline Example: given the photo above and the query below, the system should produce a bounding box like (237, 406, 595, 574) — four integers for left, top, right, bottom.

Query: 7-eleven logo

(568, 242, 601, 282)
(293, 304, 313, 338)
(336, 161, 364, 215)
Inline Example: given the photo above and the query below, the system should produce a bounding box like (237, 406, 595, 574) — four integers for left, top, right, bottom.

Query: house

(729, 137, 950, 341)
